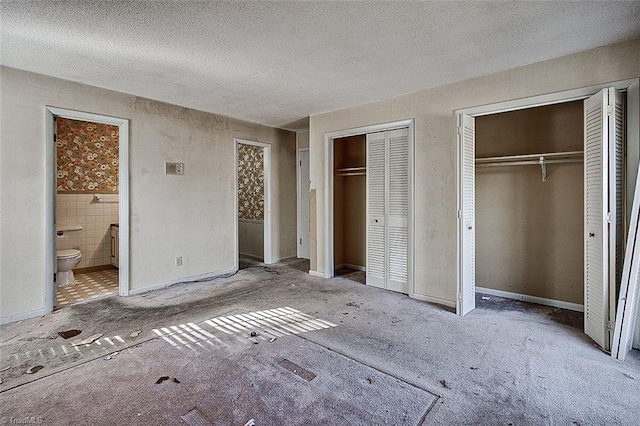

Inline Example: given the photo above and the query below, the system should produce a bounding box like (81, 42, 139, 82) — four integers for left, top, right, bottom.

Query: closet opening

(333, 135, 366, 284)
(474, 100, 587, 327)
(456, 79, 640, 353)
(323, 119, 414, 296)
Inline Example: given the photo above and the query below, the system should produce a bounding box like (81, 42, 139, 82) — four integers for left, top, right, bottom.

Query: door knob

(589, 232, 595, 237)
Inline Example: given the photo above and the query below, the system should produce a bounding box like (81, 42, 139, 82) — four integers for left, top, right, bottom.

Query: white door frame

(323, 119, 415, 295)
(234, 138, 272, 269)
(455, 78, 640, 317)
(297, 147, 310, 259)
(45, 106, 130, 313)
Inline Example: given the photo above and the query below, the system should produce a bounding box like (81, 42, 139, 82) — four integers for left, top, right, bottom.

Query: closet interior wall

(475, 101, 584, 305)
(334, 135, 366, 271)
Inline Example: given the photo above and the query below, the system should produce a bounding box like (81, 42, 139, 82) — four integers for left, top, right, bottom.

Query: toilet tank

(56, 225, 82, 250)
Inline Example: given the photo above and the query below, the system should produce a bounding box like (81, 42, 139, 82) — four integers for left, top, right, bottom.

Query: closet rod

(475, 158, 582, 168)
(336, 172, 367, 177)
(475, 151, 583, 182)
(335, 167, 366, 172)
(475, 150, 583, 165)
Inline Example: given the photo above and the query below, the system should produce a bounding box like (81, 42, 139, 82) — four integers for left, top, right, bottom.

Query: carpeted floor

(1, 258, 638, 425)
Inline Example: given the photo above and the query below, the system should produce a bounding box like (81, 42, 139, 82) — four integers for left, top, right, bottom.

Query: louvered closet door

(613, 168, 640, 360)
(458, 113, 475, 316)
(387, 128, 409, 293)
(584, 89, 612, 350)
(366, 131, 387, 289)
(609, 87, 624, 337)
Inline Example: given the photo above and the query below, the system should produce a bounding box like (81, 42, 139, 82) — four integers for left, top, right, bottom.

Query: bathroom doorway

(235, 138, 272, 269)
(45, 107, 129, 312)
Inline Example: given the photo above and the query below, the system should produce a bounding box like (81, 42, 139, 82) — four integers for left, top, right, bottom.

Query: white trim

(476, 287, 584, 312)
(239, 252, 264, 261)
(272, 255, 298, 263)
(308, 270, 326, 278)
(324, 119, 415, 297)
(235, 138, 272, 268)
(335, 263, 366, 272)
(0, 308, 48, 325)
(411, 293, 456, 309)
(457, 79, 638, 117)
(45, 106, 130, 314)
(455, 79, 640, 317)
(297, 147, 310, 259)
(128, 267, 237, 295)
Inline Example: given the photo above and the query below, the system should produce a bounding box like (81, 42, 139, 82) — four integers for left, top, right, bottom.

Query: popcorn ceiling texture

(1, 2, 639, 130)
(237, 144, 264, 221)
(56, 118, 119, 193)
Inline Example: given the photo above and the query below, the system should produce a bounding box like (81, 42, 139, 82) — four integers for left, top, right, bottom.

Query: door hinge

(299, 238, 302, 245)
(606, 105, 613, 116)
(605, 212, 612, 223)
(457, 209, 462, 219)
(457, 293, 463, 302)
(53, 133, 57, 142)
(300, 160, 302, 167)
(457, 126, 462, 136)
(606, 320, 613, 331)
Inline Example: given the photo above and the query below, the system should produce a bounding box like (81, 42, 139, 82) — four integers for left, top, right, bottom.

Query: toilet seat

(57, 249, 82, 259)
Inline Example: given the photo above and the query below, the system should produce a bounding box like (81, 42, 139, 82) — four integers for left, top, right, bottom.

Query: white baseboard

(129, 267, 238, 296)
(411, 292, 456, 308)
(476, 286, 584, 312)
(308, 270, 326, 278)
(239, 252, 264, 262)
(271, 255, 298, 263)
(0, 308, 48, 325)
(335, 263, 366, 272)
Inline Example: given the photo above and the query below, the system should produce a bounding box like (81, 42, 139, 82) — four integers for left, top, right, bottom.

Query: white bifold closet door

(366, 128, 409, 294)
(584, 87, 624, 351)
(457, 114, 476, 316)
(613, 166, 640, 360)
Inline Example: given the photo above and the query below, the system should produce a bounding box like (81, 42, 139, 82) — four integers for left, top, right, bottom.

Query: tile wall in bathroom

(56, 194, 119, 268)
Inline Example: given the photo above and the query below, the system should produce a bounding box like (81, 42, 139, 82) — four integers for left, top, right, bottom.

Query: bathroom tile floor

(55, 268, 118, 307)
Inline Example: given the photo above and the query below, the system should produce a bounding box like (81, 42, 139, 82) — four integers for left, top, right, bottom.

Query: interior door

(298, 149, 310, 259)
(366, 131, 387, 289)
(457, 113, 476, 316)
(613, 168, 640, 360)
(584, 88, 622, 350)
(387, 128, 409, 293)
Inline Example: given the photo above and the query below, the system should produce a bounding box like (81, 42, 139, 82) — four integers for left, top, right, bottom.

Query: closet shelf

(475, 151, 583, 182)
(335, 167, 366, 176)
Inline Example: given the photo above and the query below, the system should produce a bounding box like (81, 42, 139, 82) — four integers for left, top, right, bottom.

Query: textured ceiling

(1, 1, 640, 130)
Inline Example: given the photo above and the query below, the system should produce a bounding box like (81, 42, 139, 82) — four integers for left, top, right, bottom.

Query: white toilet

(56, 226, 83, 286)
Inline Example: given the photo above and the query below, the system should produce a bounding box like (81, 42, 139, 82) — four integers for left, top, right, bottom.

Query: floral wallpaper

(56, 118, 119, 193)
(237, 143, 264, 221)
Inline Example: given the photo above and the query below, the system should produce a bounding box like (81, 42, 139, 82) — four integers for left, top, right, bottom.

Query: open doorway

(45, 107, 129, 313)
(235, 139, 271, 270)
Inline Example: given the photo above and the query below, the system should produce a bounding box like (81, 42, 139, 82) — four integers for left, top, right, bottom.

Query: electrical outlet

(176, 256, 183, 266)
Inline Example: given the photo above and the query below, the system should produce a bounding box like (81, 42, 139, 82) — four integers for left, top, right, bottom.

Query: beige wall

(333, 135, 366, 269)
(297, 130, 309, 149)
(0, 66, 297, 322)
(238, 220, 264, 259)
(477, 166, 583, 304)
(476, 102, 584, 304)
(309, 38, 640, 305)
